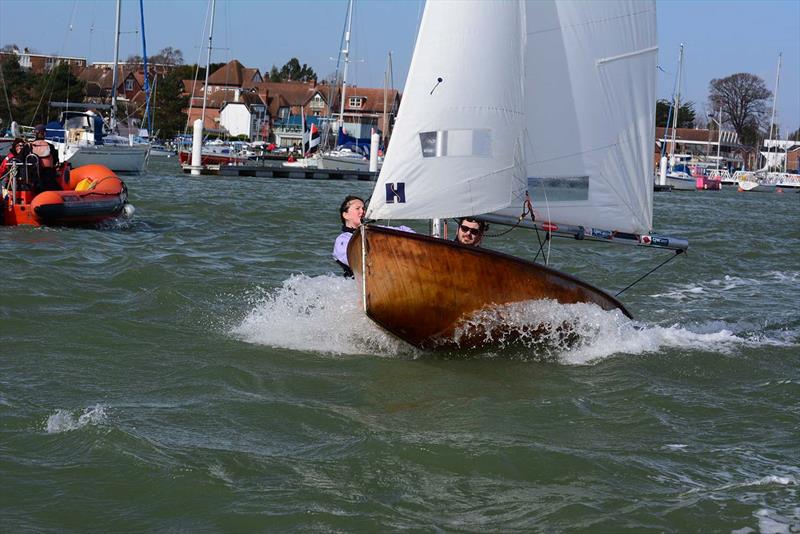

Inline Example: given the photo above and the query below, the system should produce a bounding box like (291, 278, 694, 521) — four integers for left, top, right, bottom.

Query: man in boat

(454, 217, 487, 247)
(30, 125, 60, 192)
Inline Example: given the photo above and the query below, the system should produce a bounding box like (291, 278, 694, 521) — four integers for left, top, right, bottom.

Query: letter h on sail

(385, 182, 406, 203)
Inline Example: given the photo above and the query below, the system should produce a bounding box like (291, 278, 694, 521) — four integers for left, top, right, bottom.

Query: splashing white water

(231, 274, 417, 357)
(231, 274, 796, 362)
(45, 404, 108, 433)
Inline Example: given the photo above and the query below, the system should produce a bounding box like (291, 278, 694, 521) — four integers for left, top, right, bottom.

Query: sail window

(528, 176, 590, 201)
(419, 129, 491, 158)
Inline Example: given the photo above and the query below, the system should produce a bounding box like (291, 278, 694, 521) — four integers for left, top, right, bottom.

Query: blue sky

(1, 0, 798, 136)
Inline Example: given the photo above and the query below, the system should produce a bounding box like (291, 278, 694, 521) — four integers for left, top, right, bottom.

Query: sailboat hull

(347, 225, 631, 349)
(64, 144, 149, 174)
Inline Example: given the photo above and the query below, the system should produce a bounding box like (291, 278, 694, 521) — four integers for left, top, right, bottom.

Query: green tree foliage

(655, 99, 696, 129)
(0, 56, 27, 125)
(708, 73, 771, 147)
(0, 58, 85, 126)
(152, 69, 188, 139)
(39, 63, 86, 121)
(269, 65, 280, 82)
(269, 58, 317, 83)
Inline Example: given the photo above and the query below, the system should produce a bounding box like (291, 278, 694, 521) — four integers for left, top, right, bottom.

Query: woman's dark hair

(458, 217, 488, 232)
(10, 138, 26, 156)
(339, 195, 364, 223)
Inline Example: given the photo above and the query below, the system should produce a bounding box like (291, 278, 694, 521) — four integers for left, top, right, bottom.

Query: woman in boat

(0, 138, 27, 172)
(0, 138, 29, 188)
(332, 195, 416, 277)
(333, 195, 366, 277)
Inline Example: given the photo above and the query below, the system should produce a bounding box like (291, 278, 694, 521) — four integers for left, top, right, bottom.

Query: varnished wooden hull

(347, 225, 631, 349)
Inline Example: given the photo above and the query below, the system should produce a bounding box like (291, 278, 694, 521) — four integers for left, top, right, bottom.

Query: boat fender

(75, 178, 93, 192)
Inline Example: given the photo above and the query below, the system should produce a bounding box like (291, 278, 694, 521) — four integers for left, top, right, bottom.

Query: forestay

(368, 0, 658, 238)
(366, 1, 527, 221)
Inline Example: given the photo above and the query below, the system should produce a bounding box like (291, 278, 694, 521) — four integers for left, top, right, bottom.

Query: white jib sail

(366, 0, 527, 221)
(493, 0, 657, 235)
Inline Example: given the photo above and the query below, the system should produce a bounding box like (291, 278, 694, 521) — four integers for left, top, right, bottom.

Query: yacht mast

(766, 52, 782, 170)
(668, 43, 683, 166)
(139, 0, 152, 135)
(110, 0, 122, 131)
(201, 0, 217, 130)
(383, 51, 392, 143)
(338, 0, 354, 128)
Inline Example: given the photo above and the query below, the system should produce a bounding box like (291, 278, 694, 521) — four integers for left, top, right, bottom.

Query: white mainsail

(367, 0, 527, 220)
(368, 0, 657, 237)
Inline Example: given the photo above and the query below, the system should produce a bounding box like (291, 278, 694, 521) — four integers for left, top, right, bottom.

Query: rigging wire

(614, 249, 684, 297)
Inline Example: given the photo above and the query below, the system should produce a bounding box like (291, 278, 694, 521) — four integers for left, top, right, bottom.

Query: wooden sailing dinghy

(348, 226, 629, 349)
(348, 0, 687, 350)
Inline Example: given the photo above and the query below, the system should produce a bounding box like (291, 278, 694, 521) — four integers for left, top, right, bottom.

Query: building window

(125, 79, 134, 91)
(310, 93, 324, 110)
(348, 97, 363, 109)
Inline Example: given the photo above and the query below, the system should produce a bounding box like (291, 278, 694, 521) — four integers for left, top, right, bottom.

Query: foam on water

(231, 274, 417, 357)
(755, 507, 799, 534)
(45, 404, 108, 434)
(231, 274, 798, 362)
(651, 271, 800, 301)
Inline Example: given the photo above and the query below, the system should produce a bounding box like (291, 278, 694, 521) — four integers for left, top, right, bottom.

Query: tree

(269, 65, 280, 82)
(152, 69, 188, 139)
(0, 56, 28, 124)
(272, 58, 317, 82)
(655, 99, 696, 129)
(150, 47, 184, 66)
(708, 73, 771, 147)
(126, 54, 144, 66)
(39, 63, 86, 122)
(789, 127, 800, 142)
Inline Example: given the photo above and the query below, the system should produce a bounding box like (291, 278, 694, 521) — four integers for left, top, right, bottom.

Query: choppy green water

(2, 159, 798, 531)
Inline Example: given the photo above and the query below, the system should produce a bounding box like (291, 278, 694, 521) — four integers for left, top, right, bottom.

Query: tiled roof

(342, 87, 400, 113)
(207, 59, 262, 87)
(220, 90, 266, 110)
(258, 81, 321, 106)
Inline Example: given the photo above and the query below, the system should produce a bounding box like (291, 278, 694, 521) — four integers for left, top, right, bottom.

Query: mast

(110, 0, 122, 131)
(668, 43, 683, 166)
(383, 51, 392, 144)
(766, 52, 781, 170)
(201, 0, 217, 131)
(139, 0, 152, 136)
(338, 0, 354, 129)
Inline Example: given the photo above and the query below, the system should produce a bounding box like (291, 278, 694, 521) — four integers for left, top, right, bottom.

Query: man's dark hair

(339, 195, 364, 223)
(458, 217, 488, 233)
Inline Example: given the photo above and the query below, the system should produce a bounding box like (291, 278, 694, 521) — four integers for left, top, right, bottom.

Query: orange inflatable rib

(2, 163, 130, 227)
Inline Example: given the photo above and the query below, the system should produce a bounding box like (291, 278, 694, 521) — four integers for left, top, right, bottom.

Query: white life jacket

(31, 139, 54, 168)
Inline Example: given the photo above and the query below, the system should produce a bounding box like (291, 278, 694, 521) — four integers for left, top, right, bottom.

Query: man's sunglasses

(459, 224, 482, 236)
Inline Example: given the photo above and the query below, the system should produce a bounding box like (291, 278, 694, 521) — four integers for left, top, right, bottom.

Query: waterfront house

(655, 127, 744, 170)
(0, 46, 86, 74)
(219, 90, 268, 141)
